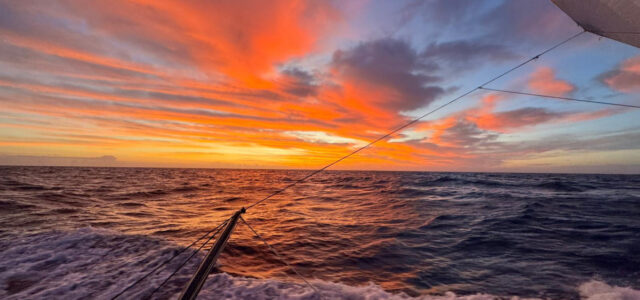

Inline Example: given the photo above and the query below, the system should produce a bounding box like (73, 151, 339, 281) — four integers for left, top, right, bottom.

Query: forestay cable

(245, 30, 586, 211)
(478, 87, 640, 109)
(138, 29, 587, 298)
(110, 217, 230, 299)
(145, 219, 230, 299)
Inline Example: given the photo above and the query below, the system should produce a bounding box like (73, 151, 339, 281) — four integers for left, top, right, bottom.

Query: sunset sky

(1, 0, 639, 173)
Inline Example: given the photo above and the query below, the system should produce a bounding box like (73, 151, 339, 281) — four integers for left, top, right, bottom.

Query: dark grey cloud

(598, 67, 640, 92)
(438, 119, 499, 149)
(422, 40, 518, 69)
(279, 68, 318, 97)
(331, 38, 445, 111)
(487, 107, 568, 130)
(282, 68, 314, 83)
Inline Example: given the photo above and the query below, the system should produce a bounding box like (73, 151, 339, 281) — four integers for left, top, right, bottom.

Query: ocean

(0, 166, 638, 299)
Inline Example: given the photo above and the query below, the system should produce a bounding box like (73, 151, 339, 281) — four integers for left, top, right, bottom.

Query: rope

(145, 219, 229, 299)
(115, 29, 587, 300)
(479, 87, 640, 109)
(245, 30, 586, 211)
(110, 218, 230, 299)
(240, 216, 321, 296)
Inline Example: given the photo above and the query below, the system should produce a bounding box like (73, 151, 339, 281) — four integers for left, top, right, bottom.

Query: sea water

(1, 166, 638, 299)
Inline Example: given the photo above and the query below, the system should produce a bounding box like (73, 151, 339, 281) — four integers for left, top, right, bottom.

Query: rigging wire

(145, 219, 230, 299)
(110, 217, 230, 300)
(120, 29, 588, 298)
(245, 30, 586, 211)
(240, 216, 321, 295)
(478, 87, 640, 109)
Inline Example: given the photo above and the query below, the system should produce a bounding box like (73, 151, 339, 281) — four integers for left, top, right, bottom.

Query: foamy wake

(577, 280, 640, 300)
(197, 273, 508, 299)
(0, 228, 637, 300)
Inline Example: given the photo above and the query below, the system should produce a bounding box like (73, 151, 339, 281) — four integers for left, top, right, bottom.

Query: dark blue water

(0, 166, 639, 299)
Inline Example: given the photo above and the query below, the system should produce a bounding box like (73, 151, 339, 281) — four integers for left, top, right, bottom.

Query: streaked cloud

(422, 40, 518, 69)
(0, 0, 637, 173)
(284, 131, 366, 147)
(0, 155, 117, 167)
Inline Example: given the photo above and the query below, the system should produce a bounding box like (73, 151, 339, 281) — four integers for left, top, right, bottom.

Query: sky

(0, 0, 639, 173)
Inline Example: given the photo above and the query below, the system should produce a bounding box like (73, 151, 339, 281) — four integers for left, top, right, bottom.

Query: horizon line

(2, 164, 638, 176)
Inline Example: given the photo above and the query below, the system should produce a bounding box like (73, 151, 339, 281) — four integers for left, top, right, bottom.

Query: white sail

(552, 0, 640, 48)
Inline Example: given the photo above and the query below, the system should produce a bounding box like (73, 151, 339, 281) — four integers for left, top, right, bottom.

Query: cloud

(435, 119, 499, 148)
(0, 1, 341, 87)
(0, 155, 117, 167)
(422, 40, 518, 68)
(473, 107, 568, 132)
(601, 55, 640, 93)
(528, 67, 575, 95)
(0, 1, 635, 172)
(459, 94, 573, 133)
(410, 92, 620, 156)
(330, 38, 445, 113)
(467, 93, 618, 133)
(508, 128, 640, 154)
(278, 68, 318, 97)
(284, 131, 366, 146)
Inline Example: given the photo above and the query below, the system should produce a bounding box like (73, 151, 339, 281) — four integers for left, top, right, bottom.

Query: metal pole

(179, 208, 245, 300)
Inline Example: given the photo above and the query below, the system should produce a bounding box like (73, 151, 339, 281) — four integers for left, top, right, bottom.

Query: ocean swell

(0, 228, 637, 300)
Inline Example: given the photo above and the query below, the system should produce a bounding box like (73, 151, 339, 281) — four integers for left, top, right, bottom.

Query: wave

(535, 181, 585, 192)
(419, 176, 504, 188)
(412, 175, 595, 193)
(0, 179, 48, 191)
(0, 200, 38, 210)
(50, 208, 80, 214)
(0, 228, 198, 300)
(1, 228, 637, 299)
(110, 189, 169, 199)
(115, 202, 147, 208)
(171, 186, 201, 193)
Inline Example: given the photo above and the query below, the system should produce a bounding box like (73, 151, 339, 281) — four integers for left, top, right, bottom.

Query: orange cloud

(469, 94, 565, 132)
(121, 0, 340, 87)
(319, 38, 446, 131)
(414, 91, 620, 149)
(1, 1, 340, 88)
(528, 67, 575, 95)
(0, 1, 633, 171)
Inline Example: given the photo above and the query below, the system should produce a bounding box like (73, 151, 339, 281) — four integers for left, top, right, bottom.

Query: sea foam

(578, 280, 640, 300)
(1, 228, 637, 299)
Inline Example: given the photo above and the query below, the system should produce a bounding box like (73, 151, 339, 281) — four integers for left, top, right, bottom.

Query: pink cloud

(602, 55, 640, 93)
(528, 67, 575, 95)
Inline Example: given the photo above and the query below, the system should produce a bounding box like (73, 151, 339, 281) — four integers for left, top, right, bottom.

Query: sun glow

(0, 0, 638, 173)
